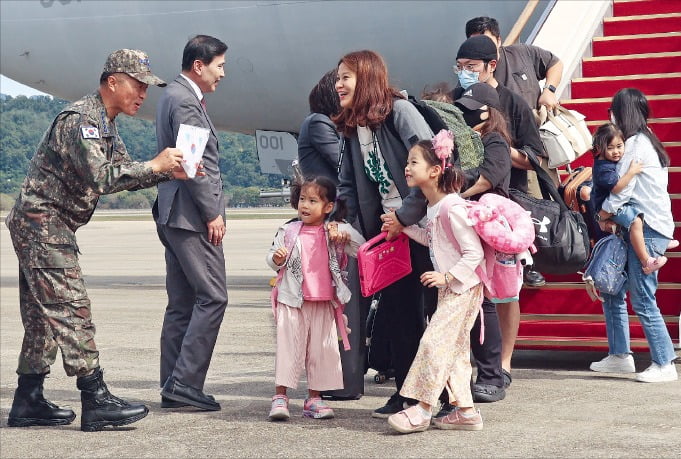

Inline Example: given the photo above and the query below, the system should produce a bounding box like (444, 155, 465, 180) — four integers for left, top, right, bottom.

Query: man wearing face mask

(443, 35, 545, 407)
(465, 16, 563, 111)
(453, 35, 544, 185)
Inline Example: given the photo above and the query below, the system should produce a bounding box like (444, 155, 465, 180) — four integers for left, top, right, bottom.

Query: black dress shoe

(523, 267, 546, 287)
(471, 384, 506, 403)
(161, 377, 220, 411)
(161, 396, 189, 409)
(371, 393, 403, 419)
(320, 393, 362, 401)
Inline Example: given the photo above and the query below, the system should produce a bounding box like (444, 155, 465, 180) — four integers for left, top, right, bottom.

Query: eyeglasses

(453, 62, 484, 74)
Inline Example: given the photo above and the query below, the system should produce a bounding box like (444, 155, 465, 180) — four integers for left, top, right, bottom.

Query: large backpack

(438, 194, 535, 303)
(385, 95, 485, 170)
(582, 234, 628, 300)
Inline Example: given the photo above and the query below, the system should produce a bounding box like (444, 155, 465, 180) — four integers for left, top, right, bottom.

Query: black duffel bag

(509, 155, 590, 275)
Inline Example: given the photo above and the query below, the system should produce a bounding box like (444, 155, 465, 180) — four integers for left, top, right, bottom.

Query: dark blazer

(297, 113, 340, 183)
(155, 76, 225, 231)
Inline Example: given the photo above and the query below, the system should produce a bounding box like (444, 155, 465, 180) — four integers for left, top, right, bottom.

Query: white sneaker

(635, 363, 679, 383)
(589, 354, 636, 373)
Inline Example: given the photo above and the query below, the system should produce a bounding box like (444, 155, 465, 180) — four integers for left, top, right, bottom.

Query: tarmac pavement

(1, 216, 679, 458)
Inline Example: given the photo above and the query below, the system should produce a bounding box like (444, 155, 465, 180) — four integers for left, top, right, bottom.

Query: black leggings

(378, 240, 434, 391)
(470, 298, 503, 387)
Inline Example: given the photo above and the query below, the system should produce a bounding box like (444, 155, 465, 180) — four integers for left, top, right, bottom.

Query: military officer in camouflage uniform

(5, 49, 192, 432)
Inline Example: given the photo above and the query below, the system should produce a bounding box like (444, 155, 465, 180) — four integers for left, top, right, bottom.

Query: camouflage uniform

(5, 91, 170, 377)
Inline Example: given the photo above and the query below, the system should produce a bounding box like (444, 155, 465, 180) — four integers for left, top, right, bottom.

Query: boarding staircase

(517, 0, 681, 351)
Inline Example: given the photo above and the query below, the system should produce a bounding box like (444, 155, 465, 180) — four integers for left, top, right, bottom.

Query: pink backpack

(438, 194, 535, 303)
(270, 220, 351, 350)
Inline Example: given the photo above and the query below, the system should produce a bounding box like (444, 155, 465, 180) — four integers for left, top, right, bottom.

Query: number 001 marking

(258, 135, 282, 151)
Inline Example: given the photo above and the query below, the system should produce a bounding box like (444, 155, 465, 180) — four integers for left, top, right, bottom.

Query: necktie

(201, 97, 206, 110)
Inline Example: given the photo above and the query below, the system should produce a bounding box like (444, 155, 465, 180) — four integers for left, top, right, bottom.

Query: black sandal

(502, 369, 512, 389)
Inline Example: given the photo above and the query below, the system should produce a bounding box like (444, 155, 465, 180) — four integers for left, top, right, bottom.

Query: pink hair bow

(432, 129, 454, 169)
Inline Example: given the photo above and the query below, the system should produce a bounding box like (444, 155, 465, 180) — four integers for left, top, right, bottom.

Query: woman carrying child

(590, 122, 676, 275)
(266, 176, 365, 420)
(385, 130, 486, 433)
(589, 88, 678, 383)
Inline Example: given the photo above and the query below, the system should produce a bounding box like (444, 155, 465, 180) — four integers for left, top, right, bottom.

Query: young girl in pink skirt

(266, 176, 364, 421)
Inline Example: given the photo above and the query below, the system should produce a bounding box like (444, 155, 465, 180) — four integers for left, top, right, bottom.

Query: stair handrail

(525, 0, 559, 45)
(504, 0, 543, 46)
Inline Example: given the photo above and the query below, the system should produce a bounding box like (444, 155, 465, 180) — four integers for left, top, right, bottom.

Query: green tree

(0, 95, 68, 193)
(0, 94, 287, 206)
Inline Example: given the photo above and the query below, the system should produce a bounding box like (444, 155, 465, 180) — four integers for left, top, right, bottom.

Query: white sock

(416, 404, 432, 419)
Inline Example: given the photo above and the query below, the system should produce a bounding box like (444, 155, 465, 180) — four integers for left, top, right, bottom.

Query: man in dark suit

(154, 35, 228, 411)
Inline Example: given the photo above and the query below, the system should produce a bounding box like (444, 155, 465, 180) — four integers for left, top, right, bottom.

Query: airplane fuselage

(0, 0, 533, 134)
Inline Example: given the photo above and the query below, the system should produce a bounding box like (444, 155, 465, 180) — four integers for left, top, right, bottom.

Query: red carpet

(571, 73, 681, 98)
(593, 32, 681, 56)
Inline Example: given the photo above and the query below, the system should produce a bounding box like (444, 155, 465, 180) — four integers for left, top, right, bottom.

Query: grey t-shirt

(494, 43, 560, 110)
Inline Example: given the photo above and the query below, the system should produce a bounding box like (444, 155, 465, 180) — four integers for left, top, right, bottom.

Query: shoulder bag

(357, 232, 412, 297)
(534, 105, 592, 168)
(508, 154, 590, 275)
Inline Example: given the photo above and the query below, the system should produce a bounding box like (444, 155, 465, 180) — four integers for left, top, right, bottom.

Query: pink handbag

(357, 232, 412, 297)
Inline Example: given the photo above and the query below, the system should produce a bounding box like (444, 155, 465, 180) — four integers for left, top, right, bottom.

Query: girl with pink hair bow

(385, 129, 488, 434)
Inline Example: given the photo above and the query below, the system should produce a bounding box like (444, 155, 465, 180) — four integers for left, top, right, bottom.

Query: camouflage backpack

(421, 99, 485, 170)
(385, 96, 485, 170)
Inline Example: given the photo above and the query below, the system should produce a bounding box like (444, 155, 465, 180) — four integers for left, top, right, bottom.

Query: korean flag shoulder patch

(81, 126, 100, 139)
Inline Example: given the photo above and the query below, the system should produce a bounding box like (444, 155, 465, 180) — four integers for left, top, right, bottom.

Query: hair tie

(432, 129, 454, 169)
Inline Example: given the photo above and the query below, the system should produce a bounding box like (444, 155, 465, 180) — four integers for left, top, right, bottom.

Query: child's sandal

(642, 256, 667, 275)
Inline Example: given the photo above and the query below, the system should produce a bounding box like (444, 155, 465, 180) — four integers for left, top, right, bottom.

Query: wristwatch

(544, 84, 557, 93)
(594, 213, 603, 222)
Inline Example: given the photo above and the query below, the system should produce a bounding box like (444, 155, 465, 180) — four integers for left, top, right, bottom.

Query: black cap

(455, 83, 501, 111)
(456, 35, 498, 61)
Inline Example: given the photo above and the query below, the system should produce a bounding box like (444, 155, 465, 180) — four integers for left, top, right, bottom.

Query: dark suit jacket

(155, 76, 225, 232)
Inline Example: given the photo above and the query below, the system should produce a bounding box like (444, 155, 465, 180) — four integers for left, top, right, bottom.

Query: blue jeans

(601, 224, 676, 365)
(610, 203, 641, 230)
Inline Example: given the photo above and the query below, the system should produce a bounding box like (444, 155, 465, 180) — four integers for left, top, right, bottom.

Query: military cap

(103, 49, 166, 87)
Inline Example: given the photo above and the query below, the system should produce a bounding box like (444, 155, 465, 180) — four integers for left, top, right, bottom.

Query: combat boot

(76, 368, 148, 432)
(7, 373, 76, 427)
